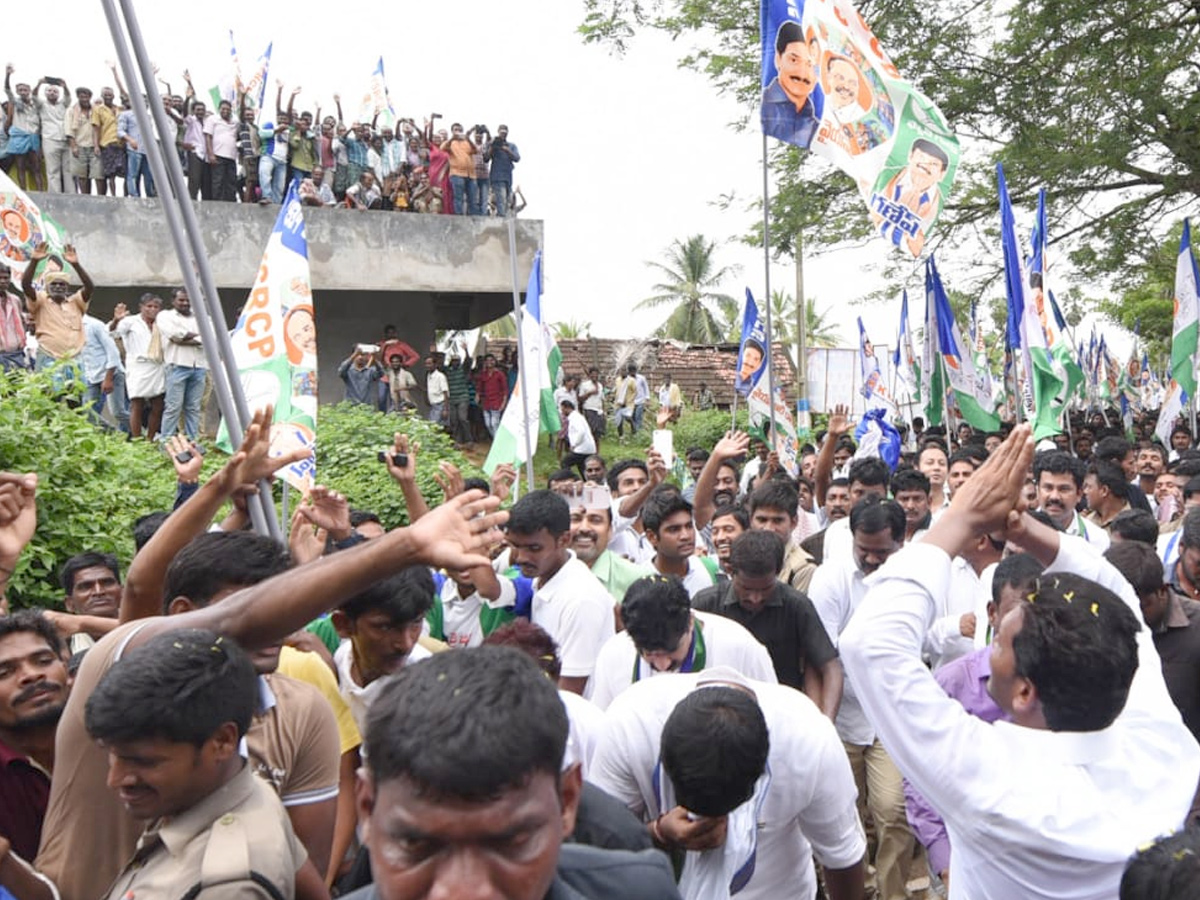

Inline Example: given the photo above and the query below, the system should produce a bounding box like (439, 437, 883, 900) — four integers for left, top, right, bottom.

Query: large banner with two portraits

(760, 0, 960, 258)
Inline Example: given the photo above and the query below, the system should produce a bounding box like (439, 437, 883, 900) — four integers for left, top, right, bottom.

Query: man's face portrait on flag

(825, 55, 870, 117)
(774, 23, 821, 111)
(739, 341, 765, 383)
(903, 140, 948, 194)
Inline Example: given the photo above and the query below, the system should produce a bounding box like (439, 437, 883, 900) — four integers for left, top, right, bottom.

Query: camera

(378, 451, 409, 467)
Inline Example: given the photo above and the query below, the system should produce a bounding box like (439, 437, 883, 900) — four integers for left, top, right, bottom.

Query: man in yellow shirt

(90, 86, 123, 196)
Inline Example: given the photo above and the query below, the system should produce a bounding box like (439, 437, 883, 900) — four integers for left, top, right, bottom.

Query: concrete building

(36, 194, 541, 405)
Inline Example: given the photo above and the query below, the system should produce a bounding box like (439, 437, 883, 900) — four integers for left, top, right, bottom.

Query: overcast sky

(17, 0, 1131, 377)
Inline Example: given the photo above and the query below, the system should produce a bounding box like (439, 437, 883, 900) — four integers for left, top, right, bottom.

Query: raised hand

(29, 242, 48, 262)
(946, 423, 1033, 533)
(827, 403, 851, 437)
(434, 461, 464, 503)
(166, 434, 203, 482)
(0, 473, 37, 567)
(296, 484, 351, 541)
(112, 302, 129, 320)
(489, 463, 516, 504)
(713, 429, 750, 460)
(646, 449, 669, 485)
(384, 433, 419, 484)
(62, 244, 78, 265)
(288, 508, 327, 566)
(406, 491, 507, 572)
(231, 405, 311, 485)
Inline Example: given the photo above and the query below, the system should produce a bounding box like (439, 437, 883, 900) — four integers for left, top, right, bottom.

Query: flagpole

(102, 0, 280, 541)
(730, 388, 739, 432)
(506, 214, 537, 492)
(760, 134, 778, 444)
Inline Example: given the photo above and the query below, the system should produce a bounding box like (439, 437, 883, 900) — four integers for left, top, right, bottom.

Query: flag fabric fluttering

(998, 164, 1067, 439)
(1156, 222, 1199, 446)
(922, 265, 945, 428)
(857, 317, 896, 411)
(484, 252, 562, 473)
(893, 289, 920, 404)
(1029, 189, 1085, 411)
(241, 42, 273, 111)
(926, 256, 1000, 432)
(209, 30, 240, 109)
(0, 169, 65, 275)
(759, 0, 959, 258)
(218, 182, 317, 492)
(736, 288, 770, 397)
(968, 300, 998, 413)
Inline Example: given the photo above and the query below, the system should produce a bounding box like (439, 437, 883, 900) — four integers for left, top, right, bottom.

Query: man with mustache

(1034, 450, 1110, 551)
(761, 21, 824, 146)
(0, 612, 70, 863)
(568, 498, 652, 607)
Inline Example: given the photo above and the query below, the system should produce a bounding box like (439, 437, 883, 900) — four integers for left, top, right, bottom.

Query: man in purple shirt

(903, 552, 1043, 887)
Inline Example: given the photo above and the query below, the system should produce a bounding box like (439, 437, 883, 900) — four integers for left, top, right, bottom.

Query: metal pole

(505, 215, 537, 492)
(106, 0, 281, 541)
(730, 388, 739, 432)
(760, 134, 778, 443)
(794, 230, 809, 440)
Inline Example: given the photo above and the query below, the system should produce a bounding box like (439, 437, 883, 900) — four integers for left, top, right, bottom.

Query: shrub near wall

(0, 371, 177, 607)
(314, 402, 481, 528)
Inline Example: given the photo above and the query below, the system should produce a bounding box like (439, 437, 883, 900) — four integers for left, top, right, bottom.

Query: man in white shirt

(590, 575, 776, 710)
(578, 365, 606, 445)
(841, 425, 1200, 900)
(591, 668, 867, 900)
(1034, 449, 1110, 551)
(110, 293, 164, 439)
(154, 288, 207, 440)
(629, 364, 650, 432)
(505, 489, 616, 695)
(807, 497, 921, 900)
(560, 398, 597, 480)
(203, 99, 240, 202)
(425, 354, 449, 424)
(606, 455, 668, 566)
(330, 567, 434, 733)
(820, 457, 891, 565)
(641, 489, 717, 598)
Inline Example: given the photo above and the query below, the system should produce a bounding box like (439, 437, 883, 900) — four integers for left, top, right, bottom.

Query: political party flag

(1157, 380, 1186, 444)
(209, 30, 240, 109)
(927, 256, 1000, 432)
(969, 300, 997, 412)
(760, 0, 960, 258)
(485, 252, 562, 473)
(218, 182, 318, 492)
(369, 57, 394, 118)
(1170, 220, 1200, 399)
(893, 290, 920, 403)
(999, 163, 1066, 439)
(921, 264, 945, 428)
(747, 379, 801, 477)
(1030, 189, 1085, 407)
(736, 288, 769, 396)
(857, 317, 896, 411)
(0, 169, 65, 275)
(241, 42, 273, 111)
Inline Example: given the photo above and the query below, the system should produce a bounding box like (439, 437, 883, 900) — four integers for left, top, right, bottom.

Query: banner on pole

(218, 183, 318, 493)
(736, 288, 769, 395)
(0, 169, 66, 274)
(759, 0, 960, 258)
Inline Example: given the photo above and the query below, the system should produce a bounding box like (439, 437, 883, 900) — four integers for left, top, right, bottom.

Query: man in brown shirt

(20, 243, 93, 375)
(441, 123, 478, 216)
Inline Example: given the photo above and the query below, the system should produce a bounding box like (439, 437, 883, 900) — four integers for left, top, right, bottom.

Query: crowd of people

(2, 361, 1200, 900)
(1, 64, 525, 215)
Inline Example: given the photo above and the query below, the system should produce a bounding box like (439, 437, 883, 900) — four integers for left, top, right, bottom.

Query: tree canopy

(637, 234, 740, 343)
(581, 0, 1200, 346)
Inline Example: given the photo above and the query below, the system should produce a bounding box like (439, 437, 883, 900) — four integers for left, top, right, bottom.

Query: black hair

(1105, 541, 1165, 599)
(847, 457, 890, 489)
(1120, 823, 1200, 899)
(660, 687, 770, 817)
(1186, 476, 1200, 501)
(507, 489, 571, 537)
(132, 512, 170, 552)
(917, 441, 949, 464)
(686, 448, 710, 464)
(585, 454, 606, 469)
(728, 530, 785, 577)
(711, 504, 750, 530)
(1089, 460, 1130, 501)
(641, 489, 694, 535)
(621, 576, 691, 653)
(1094, 436, 1133, 466)
(1108, 509, 1160, 546)
(1033, 450, 1085, 490)
(828, 476, 850, 490)
(463, 477, 490, 494)
(1015, 573, 1140, 731)
(1180, 508, 1200, 552)
(340, 566, 435, 623)
(547, 469, 577, 487)
(991, 552, 1044, 606)
(364, 646, 567, 800)
(1171, 459, 1200, 479)
(606, 458, 648, 494)
(349, 509, 382, 529)
(774, 21, 805, 54)
(162, 532, 291, 613)
(59, 552, 120, 595)
(748, 480, 798, 520)
(0, 610, 63, 659)
(948, 448, 980, 470)
(890, 468, 931, 496)
(482, 620, 562, 680)
(1027, 508, 1062, 531)
(716, 459, 742, 485)
(910, 138, 950, 169)
(85, 629, 257, 745)
(849, 496, 905, 541)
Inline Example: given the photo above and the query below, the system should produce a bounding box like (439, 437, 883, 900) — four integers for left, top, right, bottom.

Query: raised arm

(384, 433, 431, 522)
(62, 245, 94, 303)
(814, 404, 851, 507)
(617, 449, 668, 519)
(20, 243, 48, 302)
(693, 430, 750, 530)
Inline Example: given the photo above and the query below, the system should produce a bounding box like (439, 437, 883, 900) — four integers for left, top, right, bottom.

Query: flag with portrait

(759, 0, 960, 258)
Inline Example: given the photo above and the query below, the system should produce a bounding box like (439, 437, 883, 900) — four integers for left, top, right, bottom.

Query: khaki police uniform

(102, 763, 306, 900)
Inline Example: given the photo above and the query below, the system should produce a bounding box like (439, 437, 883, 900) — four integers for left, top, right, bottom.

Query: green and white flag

(1158, 220, 1200, 444)
(484, 252, 561, 473)
(926, 256, 1000, 432)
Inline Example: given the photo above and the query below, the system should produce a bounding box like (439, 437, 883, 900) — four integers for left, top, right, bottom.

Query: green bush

(669, 408, 753, 454)
(0, 370, 179, 606)
(314, 402, 481, 528)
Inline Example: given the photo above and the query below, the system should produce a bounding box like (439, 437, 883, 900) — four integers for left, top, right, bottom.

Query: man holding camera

(483, 125, 520, 216)
(441, 124, 478, 216)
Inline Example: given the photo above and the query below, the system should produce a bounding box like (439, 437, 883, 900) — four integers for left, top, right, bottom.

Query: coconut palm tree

(805, 298, 842, 348)
(480, 314, 517, 339)
(552, 318, 592, 340)
(637, 235, 740, 344)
